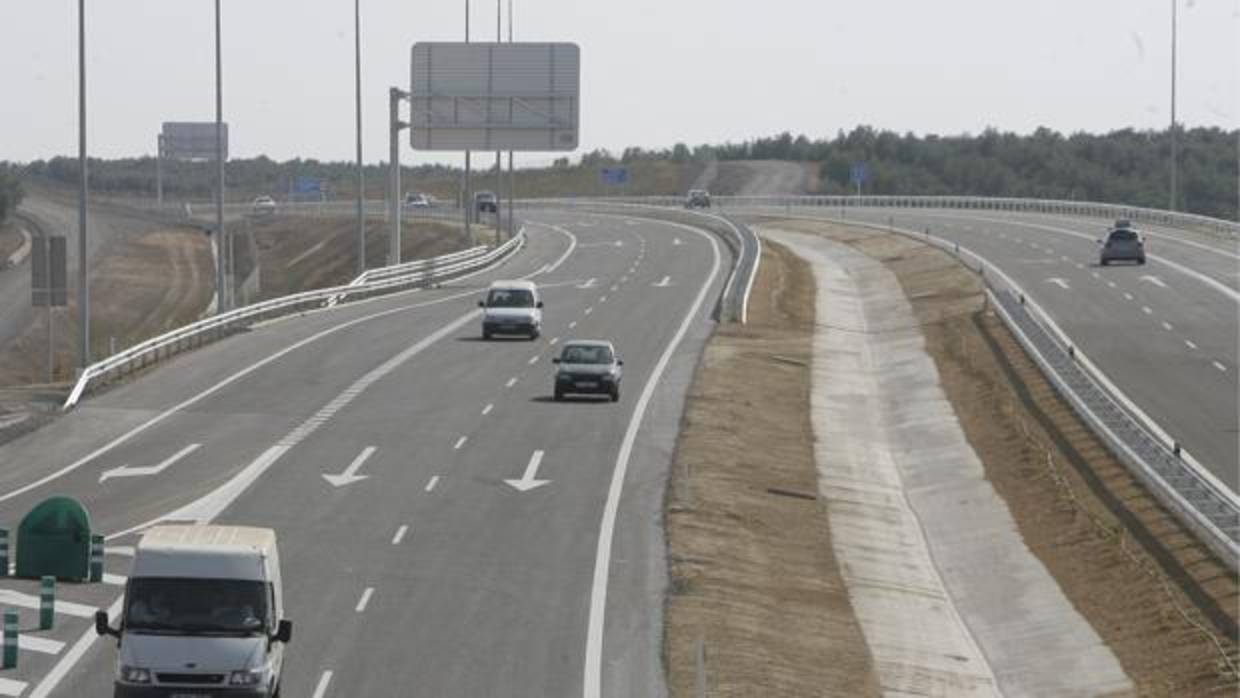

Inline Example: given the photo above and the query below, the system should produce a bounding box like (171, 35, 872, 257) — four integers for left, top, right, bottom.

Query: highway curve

(756, 206, 1239, 491)
(0, 212, 725, 697)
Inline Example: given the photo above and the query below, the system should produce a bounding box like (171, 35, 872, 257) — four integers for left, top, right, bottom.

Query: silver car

(552, 340, 623, 402)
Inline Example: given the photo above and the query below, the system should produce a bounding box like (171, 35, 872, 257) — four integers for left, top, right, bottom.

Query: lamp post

(77, 0, 90, 369)
(355, 0, 366, 275)
(214, 0, 227, 313)
(1168, 0, 1178, 212)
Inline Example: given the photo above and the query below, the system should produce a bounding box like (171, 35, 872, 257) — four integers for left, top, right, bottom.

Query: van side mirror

(95, 610, 119, 638)
(552, 358, 561, 364)
(1095, 239, 1103, 245)
(274, 619, 293, 644)
(477, 300, 485, 308)
(536, 301, 544, 308)
(618, 359, 624, 366)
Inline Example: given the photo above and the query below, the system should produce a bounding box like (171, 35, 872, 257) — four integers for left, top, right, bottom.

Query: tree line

(628, 126, 1239, 220)
(0, 166, 23, 224)
(6, 126, 1237, 220)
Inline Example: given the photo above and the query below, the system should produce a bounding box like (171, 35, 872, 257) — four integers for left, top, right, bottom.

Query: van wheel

(271, 682, 282, 698)
(529, 330, 540, 341)
(482, 330, 492, 340)
(610, 386, 620, 402)
(1138, 257, 1146, 265)
(554, 389, 564, 401)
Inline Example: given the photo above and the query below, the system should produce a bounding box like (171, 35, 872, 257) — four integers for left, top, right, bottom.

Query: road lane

(22, 212, 724, 697)
(829, 208, 1239, 487)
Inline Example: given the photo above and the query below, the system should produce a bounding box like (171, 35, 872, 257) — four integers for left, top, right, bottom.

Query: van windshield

(486, 289, 535, 308)
(125, 577, 270, 636)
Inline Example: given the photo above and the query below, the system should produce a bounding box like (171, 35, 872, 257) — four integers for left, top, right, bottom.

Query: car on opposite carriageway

(1097, 220, 1146, 266)
(553, 340, 624, 402)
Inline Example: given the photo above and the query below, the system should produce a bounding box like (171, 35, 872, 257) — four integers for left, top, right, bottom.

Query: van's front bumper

(114, 685, 270, 698)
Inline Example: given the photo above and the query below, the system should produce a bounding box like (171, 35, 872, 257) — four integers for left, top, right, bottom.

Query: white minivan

(96, 525, 292, 698)
(479, 280, 543, 340)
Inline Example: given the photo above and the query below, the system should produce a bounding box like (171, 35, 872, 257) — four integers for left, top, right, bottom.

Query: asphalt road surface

(781, 207, 1239, 491)
(0, 211, 724, 697)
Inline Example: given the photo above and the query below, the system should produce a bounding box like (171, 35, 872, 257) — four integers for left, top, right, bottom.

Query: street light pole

(463, 0, 473, 246)
(389, 87, 407, 266)
(214, 0, 226, 314)
(1169, 0, 1178, 212)
(77, 0, 90, 369)
(494, 0, 502, 245)
(355, 0, 366, 275)
(507, 0, 515, 240)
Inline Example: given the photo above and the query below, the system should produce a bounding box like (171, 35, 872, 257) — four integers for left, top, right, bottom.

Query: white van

(96, 525, 292, 697)
(478, 280, 543, 340)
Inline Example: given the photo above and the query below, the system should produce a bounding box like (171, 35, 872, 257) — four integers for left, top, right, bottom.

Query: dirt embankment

(251, 216, 469, 299)
(664, 240, 881, 696)
(761, 218, 1239, 696)
(0, 225, 213, 389)
(0, 220, 24, 261)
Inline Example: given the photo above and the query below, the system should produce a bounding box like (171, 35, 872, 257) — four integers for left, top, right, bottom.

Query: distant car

(475, 191, 499, 213)
(1098, 223, 1146, 266)
(684, 190, 711, 209)
(553, 340, 623, 402)
(479, 280, 542, 340)
(403, 192, 431, 209)
(251, 196, 277, 215)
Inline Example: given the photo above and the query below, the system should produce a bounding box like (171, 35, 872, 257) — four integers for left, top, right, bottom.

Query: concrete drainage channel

(770, 230, 1134, 696)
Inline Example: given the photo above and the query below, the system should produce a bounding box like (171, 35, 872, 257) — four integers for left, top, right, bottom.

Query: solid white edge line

(582, 219, 722, 698)
(355, 587, 375, 613)
(527, 222, 578, 276)
(392, 525, 409, 545)
(312, 670, 333, 698)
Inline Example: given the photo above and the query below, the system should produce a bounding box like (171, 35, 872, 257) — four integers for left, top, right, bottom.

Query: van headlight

(118, 665, 152, 684)
(229, 669, 265, 687)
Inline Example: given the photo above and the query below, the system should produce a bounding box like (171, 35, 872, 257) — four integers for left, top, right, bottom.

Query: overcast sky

(1, 0, 1236, 166)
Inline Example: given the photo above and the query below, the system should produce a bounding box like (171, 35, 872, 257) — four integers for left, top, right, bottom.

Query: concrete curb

(3, 222, 32, 269)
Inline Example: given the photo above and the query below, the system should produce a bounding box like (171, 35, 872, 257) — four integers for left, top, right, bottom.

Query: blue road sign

(849, 163, 868, 186)
(600, 167, 629, 186)
(293, 176, 326, 195)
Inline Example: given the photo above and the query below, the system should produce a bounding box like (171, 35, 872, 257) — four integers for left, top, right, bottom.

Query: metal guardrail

(63, 233, 524, 409)
(525, 195, 1239, 242)
(514, 199, 762, 324)
(765, 213, 1239, 571)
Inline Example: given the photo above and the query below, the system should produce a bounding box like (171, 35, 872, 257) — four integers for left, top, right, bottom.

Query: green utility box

(15, 497, 92, 581)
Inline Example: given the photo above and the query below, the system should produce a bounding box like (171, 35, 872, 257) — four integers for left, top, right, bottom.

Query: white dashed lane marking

(312, 671, 333, 698)
(392, 525, 408, 545)
(482, 403, 493, 416)
(425, 476, 440, 492)
(1162, 322, 1174, 331)
(355, 588, 374, 613)
(505, 377, 518, 388)
(453, 436, 467, 450)
(1186, 340, 1198, 350)
(1214, 361, 1228, 373)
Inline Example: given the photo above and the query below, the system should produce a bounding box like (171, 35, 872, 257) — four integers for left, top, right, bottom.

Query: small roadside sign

(600, 167, 629, 187)
(31, 236, 67, 307)
(850, 162, 868, 186)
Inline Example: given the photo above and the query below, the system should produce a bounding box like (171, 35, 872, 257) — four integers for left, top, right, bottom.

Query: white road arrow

(1045, 277, 1071, 290)
(1140, 275, 1168, 288)
(505, 450, 550, 492)
(578, 278, 597, 289)
(99, 444, 201, 483)
(322, 446, 376, 488)
(653, 276, 672, 287)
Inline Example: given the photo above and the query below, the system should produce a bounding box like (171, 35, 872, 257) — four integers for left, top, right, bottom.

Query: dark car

(1098, 224, 1146, 266)
(553, 340, 623, 401)
(684, 189, 711, 209)
(475, 191, 499, 213)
